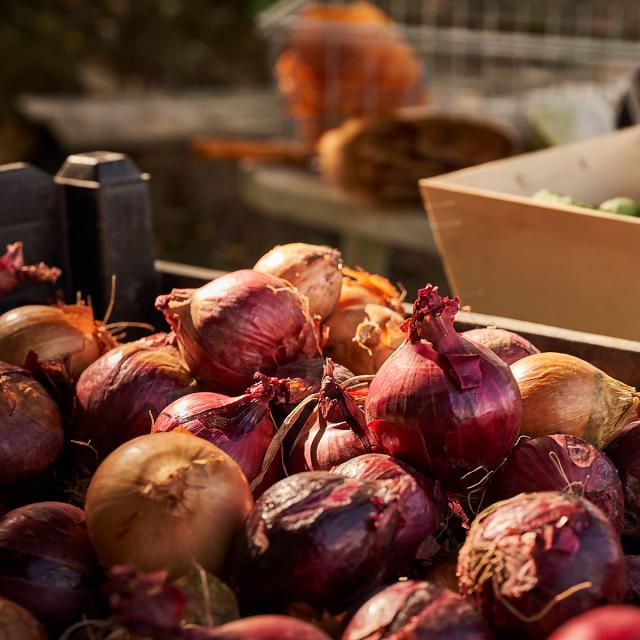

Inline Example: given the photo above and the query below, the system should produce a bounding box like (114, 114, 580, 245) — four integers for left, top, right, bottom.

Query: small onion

(546, 605, 640, 640)
(156, 270, 321, 394)
(0, 595, 46, 640)
(511, 353, 640, 448)
(0, 502, 104, 631)
(458, 491, 627, 639)
(72, 333, 196, 461)
(342, 580, 493, 640)
(85, 432, 253, 578)
(0, 241, 60, 297)
(0, 304, 115, 379)
(0, 363, 63, 503)
(463, 327, 540, 365)
(203, 615, 332, 639)
(254, 243, 343, 321)
(486, 434, 624, 532)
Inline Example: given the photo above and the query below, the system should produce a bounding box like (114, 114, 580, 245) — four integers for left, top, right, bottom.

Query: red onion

(365, 285, 521, 491)
(72, 333, 196, 462)
(0, 595, 46, 640)
(0, 502, 104, 631)
(203, 616, 332, 640)
(0, 363, 63, 503)
(342, 580, 493, 640)
(156, 270, 321, 394)
(463, 327, 539, 365)
(626, 555, 640, 602)
(0, 241, 60, 296)
(229, 471, 411, 613)
(153, 375, 288, 486)
(547, 605, 640, 640)
(486, 434, 624, 532)
(605, 421, 640, 536)
(458, 492, 626, 639)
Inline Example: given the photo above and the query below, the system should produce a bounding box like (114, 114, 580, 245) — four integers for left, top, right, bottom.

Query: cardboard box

(420, 125, 640, 340)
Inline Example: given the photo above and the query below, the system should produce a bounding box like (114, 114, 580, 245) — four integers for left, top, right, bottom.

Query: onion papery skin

(254, 243, 343, 321)
(0, 304, 115, 379)
(486, 434, 624, 532)
(0, 240, 60, 297)
(0, 595, 46, 640)
(342, 580, 493, 640)
(156, 270, 321, 394)
(203, 615, 332, 640)
(85, 432, 253, 579)
(0, 502, 103, 631)
(546, 605, 640, 640)
(72, 333, 196, 461)
(458, 492, 627, 639)
(605, 421, 640, 537)
(229, 471, 409, 613)
(0, 363, 63, 503)
(463, 327, 539, 365)
(365, 285, 522, 491)
(338, 267, 404, 312)
(275, 357, 353, 405)
(511, 352, 639, 448)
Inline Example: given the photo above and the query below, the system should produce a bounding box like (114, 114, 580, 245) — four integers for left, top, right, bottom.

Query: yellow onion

(85, 431, 253, 578)
(0, 304, 115, 379)
(337, 266, 404, 311)
(254, 243, 343, 321)
(511, 352, 640, 448)
(325, 303, 405, 375)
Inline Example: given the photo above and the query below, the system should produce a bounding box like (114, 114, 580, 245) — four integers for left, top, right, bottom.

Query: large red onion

(365, 285, 521, 491)
(0, 595, 46, 640)
(0, 363, 63, 503)
(463, 327, 539, 365)
(342, 580, 493, 640)
(71, 333, 196, 462)
(458, 491, 626, 639)
(486, 434, 624, 532)
(156, 270, 321, 394)
(605, 421, 640, 537)
(0, 502, 104, 631)
(547, 605, 640, 640)
(153, 375, 288, 486)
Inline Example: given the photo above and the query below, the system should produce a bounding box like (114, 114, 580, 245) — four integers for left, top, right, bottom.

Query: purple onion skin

(547, 605, 640, 640)
(605, 421, 640, 537)
(343, 580, 493, 640)
(458, 492, 627, 639)
(72, 333, 195, 460)
(463, 328, 539, 365)
(366, 286, 521, 492)
(0, 363, 63, 504)
(486, 434, 624, 532)
(0, 502, 104, 631)
(229, 472, 408, 613)
(202, 615, 331, 640)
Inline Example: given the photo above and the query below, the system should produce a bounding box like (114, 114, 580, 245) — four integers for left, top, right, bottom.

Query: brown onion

(0, 595, 46, 640)
(0, 304, 115, 379)
(85, 432, 253, 578)
(337, 267, 404, 311)
(0, 241, 60, 297)
(511, 353, 640, 448)
(463, 327, 540, 365)
(254, 243, 343, 321)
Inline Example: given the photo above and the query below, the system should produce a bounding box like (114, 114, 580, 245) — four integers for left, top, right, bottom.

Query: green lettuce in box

(532, 189, 640, 217)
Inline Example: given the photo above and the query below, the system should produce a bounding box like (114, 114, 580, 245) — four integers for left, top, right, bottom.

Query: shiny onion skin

(511, 353, 640, 448)
(458, 492, 627, 639)
(203, 615, 332, 640)
(229, 471, 408, 613)
(0, 502, 103, 631)
(72, 333, 196, 461)
(156, 270, 321, 394)
(85, 432, 253, 579)
(486, 434, 624, 532)
(0, 595, 46, 640)
(605, 421, 640, 537)
(365, 285, 521, 491)
(463, 327, 539, 365)
(254, 243, 343, 321)
(546, 605, 640, 640)
(0, 364, 63, 503)
(153, 375, 288, 485)
(342, 580, 493, 640)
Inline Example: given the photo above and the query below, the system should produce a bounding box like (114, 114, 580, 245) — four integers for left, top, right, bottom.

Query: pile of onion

(85, 431, 253, 578)
(156, 270, 321, 394)
(511, 352, 640, 448)
(365, 285, 522, 491)
(254, 243, 343, 321)
(71, 333, 196, 462)
(0, 363, 63, 503)
(547, 605, 640, 640)
(0, 502, 104, 631)
(463, 327, 539, 365)
(458, 491, 626, 639)
(485, 433, 624, 532)
(0, 596, 46, 640)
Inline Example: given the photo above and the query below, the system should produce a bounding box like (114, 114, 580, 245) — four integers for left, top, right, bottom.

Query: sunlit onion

(337, 267, 403, 311)
(0, 595, 46, 640)
(547, 605, 640, 640)
(463, 327, 539, 365)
